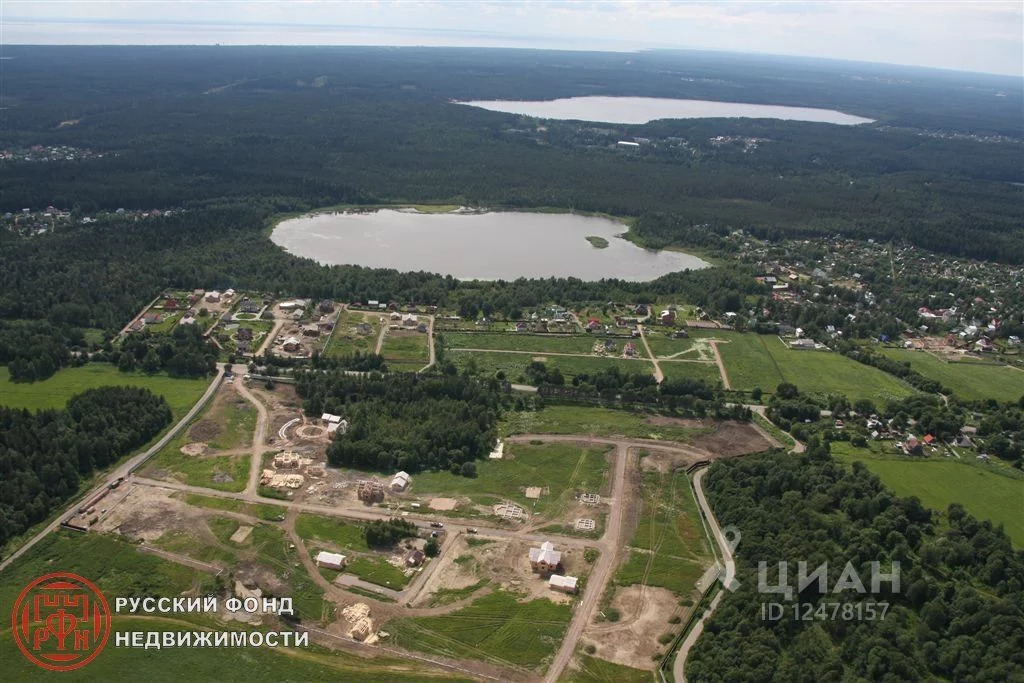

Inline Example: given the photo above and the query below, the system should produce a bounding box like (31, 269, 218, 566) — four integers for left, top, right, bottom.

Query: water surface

(272, 209, 709, 281)
(458, 96, 874, 125)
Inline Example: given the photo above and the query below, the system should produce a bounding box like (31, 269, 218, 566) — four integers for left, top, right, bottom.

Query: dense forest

(0, 47, 1021, 264)
(0, 387, 171, 550)
(688, 443, 1024, 681)
(294, 371, 501, 474)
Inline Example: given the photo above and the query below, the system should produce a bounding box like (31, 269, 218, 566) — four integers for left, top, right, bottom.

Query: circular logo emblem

(11, 572, 111, 672)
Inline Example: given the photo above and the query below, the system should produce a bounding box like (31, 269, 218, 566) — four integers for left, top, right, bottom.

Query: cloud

(2, 0, 1020, 76)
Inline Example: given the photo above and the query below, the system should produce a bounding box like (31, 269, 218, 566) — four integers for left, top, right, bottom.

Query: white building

(205, 291, 221, 303)
(315, 551, 346, 571)
(391, 471, 411, 492)
(549, 574, 578, 594)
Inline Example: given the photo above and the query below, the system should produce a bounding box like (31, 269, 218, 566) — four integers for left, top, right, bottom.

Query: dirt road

(420, 315, 436, 372)
(673, 466, 735, 682)
(638, 324, 664, 384)
(542, 440, 631, 683)
(0, 366, 225, 573)
(710, 340, 731, 389)
(374, 319, 387, 354)
(234, 364, 271, 496)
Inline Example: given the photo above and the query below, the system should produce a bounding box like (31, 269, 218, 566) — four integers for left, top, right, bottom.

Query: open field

(658, 361, 722, 385)
(567, 654, 654, 682)
(644, 335, 700, 359)
(387, 591, 572, 670)
(346, 555, 411, 588)
(831, 443, 1024, 547)
(877, 347, 1023, 403)
(708, 331, 786, 391)
(178, 493, 283, 521)
(381, 331, 429, 363)
(295, 513, 370, 551)
(444, 332, 599, 354)
(0, 364, 209, 417)
(615, 469, 711, 595)
(143, 446, 249, 492)
(705, 333, 915, 402)
(0, 531, 213, 613)
(412, 442, 612, 518)
(501, 406, 708, 442)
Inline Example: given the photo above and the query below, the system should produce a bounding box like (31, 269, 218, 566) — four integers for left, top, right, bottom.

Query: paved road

(542, 440, 631, 683)
(673, 466, 735, 682)
(0, 367, 225, 573)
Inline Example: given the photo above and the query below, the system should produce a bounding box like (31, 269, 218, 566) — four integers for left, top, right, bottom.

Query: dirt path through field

(638, 324, 664, 384)
(233, 364, 270, 496)
(374, 320, 387, 355)
(710, 340, 731, 389)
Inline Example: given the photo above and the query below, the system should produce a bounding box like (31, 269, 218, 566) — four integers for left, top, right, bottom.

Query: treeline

(0, 387, 171, 550)
(688, 442, 1024, 681)
(294, 371, 501, 474)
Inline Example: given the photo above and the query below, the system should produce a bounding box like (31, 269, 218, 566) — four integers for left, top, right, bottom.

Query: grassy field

(644, 335, 700, 359)
(0, 531, 214, 614)
(501, 405, 708, 442)
(877, 348, 1023, 403)
(295, 513, 370, 551)
(0, 616, 462, 681)
(831, 443, 1024, 547)
(658, 361, 722, 385)
(203, 395, 257, 450)
(325, 309, 382, 357)
(381, 331, 429, 364)
(143, 446, 249, 492)
(445, 332, 598, 354)
(0, 364, 209, 417)
(708, 333, 915, 402)
(413, 442, 612, 518)
(614, 468, 711, 595)
(346, 555, 410, 588)
(387, 591, 572, 670)
(567, 654, 653, 682)
(179, 493, 283, 521)
(711, 332, 786, 391)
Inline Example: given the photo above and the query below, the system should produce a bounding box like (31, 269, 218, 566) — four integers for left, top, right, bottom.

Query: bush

(658, 632, 675, 645)
(460, 461, 477, 478)
(584, 644, 597, 655)
(605, 607, 621, 622)
(669, 615, 682, 624)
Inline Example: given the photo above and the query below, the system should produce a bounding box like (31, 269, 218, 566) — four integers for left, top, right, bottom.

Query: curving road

(673, 466, 735, 682)
(0, 366, 225, 573)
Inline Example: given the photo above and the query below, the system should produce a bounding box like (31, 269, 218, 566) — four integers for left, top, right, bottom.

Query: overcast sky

(3, 1, 1021, 77)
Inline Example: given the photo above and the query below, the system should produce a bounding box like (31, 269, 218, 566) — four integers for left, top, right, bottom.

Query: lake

(271, 209, 710, 281)
(458, 96, 874, 125)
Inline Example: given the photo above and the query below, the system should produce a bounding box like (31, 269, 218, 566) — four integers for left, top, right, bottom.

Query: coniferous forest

(0, 387, 171, 549)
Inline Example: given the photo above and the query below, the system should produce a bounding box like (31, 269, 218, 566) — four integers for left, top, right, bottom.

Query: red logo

(11, 572, 111, 671)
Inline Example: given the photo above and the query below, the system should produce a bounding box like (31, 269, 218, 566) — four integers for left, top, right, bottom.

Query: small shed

(315, 551, 346, 571)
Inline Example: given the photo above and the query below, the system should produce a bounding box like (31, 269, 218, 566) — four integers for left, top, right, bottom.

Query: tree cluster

(295, 371, 501, 474)
(0, 386, 171, 550)
(688, 442, 1024, 681)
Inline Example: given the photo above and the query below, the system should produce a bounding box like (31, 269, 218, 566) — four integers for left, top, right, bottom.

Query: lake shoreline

(270, 206, 710, 281)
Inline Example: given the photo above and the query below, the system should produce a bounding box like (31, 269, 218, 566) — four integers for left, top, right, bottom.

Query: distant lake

(271, 209, 710, 281)
(458, 96, 875, 125)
